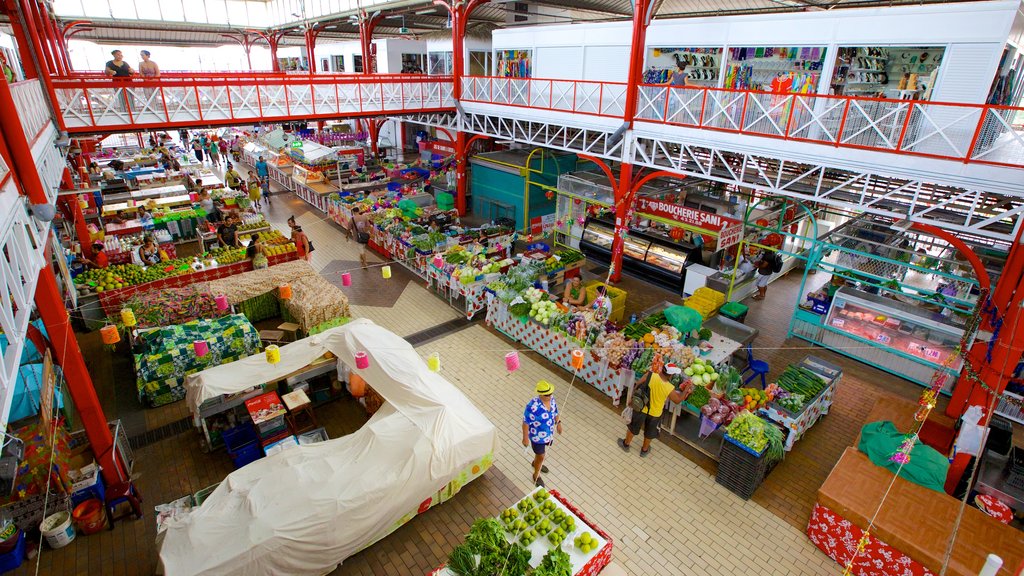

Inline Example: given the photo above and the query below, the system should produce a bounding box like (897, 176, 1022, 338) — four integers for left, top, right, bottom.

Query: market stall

(161, 319, 498, 576)
(134, 314, 262, 407)
(77, 244, 299, 317)
(429, 487, 613, 576)
(196, 259, 350, 335)
(790, 215, 983, 389)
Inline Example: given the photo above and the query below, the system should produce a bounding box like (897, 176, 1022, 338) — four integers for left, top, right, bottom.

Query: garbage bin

(719, 301, 749, 324)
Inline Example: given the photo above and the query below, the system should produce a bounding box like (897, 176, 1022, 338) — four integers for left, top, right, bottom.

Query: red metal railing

(52, 73, 455, 132)
(462, 76, 1024, 169)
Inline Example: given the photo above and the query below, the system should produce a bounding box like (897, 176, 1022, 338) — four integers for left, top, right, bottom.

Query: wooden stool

(105, 481, 143, 530)
(277, 322, 301, 342)
(282, 389, 318, 435)
(259, 329, 284, 346)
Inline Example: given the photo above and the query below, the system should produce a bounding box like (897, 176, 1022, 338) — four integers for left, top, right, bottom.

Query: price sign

(924, 348, 942, 360)
(718, 222, 743, 252)
(875, 333, 891, 345)
(831, 319, 845, 328)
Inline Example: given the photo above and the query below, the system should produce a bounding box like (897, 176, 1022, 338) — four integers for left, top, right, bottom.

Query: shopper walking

(618, 362, 689, 457)
(522, 380, 562, 487)
(208, 139, 221, 167)
(191, 139, 204, 164)
(224, 164, 243, 190)
(752, 250, 779, 301)
(218, 138, 228, 163)
(247, 171, 262, 210)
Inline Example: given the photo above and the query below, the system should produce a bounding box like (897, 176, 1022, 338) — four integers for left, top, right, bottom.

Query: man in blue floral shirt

(522, 380, 562, 487)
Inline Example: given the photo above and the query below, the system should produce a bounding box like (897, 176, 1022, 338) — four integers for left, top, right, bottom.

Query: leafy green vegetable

(725, 412, 769, 453)
(448, 544, 477, 576)
(465, 518, 506, 552)
(763, 421, 786, 464)
(687, 386, 710, 409)
(534, 546, 572, 576)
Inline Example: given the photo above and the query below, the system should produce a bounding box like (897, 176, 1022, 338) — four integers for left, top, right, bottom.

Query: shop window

(320, 58, 329, 72)
(832, 46, 945, 100)
(469, 51, 490, 76)
(644, 47, 723, 86)
(401, 53, 424, 74)
(428, 52, 453, 76)
(353, 55, 363, 73)
(332, 55, 344, 73)
(495, 50, 531, 78)
(723, 46, 827, 93)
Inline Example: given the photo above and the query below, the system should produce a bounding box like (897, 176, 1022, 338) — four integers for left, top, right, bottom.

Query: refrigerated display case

(579, 218, 692, 293)
(811, 288, 964, 389)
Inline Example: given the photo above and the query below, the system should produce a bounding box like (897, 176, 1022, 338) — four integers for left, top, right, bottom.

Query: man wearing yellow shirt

(618, 362, 691, 457)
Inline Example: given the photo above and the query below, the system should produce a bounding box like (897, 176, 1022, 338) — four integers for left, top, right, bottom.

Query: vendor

(85, 242, 109, 269)
(108, 158, 126, 172)
(139, 238, 161, 266)
(105, 210, 126, 225)
(687, 232, 705, 266)
(137, 206, 155, 228)
(825, 275, 845, 300)
(217, 215, 239, 248)
(562, 276, 586, 307)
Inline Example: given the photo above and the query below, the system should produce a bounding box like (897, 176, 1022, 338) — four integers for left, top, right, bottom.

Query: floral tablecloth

(760, 356, 842, 451)
(486, 298, 630, 402)
(807, 503, 935, 576)
(134, 314, 261, 407)
(426, 264, 489, 320)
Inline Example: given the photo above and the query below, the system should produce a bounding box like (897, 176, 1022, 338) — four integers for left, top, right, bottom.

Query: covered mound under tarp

(135, 313, 261, 407)
(162, 319, 498, 576)
(195, 260, 350, 332)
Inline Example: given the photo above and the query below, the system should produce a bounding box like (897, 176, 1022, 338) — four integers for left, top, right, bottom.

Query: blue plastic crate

(0, 530, 24, 573)
(222, 424, 258, 453)
(724, 433, 766, 458)
(230, 444, 263, 469)
(526, 242, 550, 252)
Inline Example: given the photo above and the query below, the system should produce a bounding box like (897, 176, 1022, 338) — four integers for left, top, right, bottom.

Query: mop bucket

(698, 415, 720, 439)
(40, 511, 75, 549)
(72, 499, 108, 535)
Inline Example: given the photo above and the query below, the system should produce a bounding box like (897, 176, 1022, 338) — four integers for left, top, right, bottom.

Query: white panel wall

(536, 47, 583, 79)
(932, 43, 1005, 103)
(583, 46, 630, 83)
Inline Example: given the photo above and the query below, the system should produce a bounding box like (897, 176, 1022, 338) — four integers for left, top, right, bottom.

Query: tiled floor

(11, 162, 942, 575)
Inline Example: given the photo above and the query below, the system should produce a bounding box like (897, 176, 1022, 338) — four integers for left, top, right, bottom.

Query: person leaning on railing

(104, 50, 134, 77)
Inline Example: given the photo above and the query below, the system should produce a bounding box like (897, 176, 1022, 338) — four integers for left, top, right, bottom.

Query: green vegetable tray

(432, 487, 613, 576)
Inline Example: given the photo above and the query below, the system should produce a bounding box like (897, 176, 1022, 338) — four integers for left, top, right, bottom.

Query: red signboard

(635, 197, 740, 231)
(430, 140, 456, 154)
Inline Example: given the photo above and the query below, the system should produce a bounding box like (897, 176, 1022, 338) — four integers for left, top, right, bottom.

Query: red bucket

(72, 499, 108, 535)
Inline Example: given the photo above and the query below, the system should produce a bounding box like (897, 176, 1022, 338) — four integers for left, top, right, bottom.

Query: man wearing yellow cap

(522, 380, 562, 487)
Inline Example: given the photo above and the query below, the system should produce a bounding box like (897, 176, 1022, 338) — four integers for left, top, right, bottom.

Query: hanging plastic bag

(953, 405, 986, 457)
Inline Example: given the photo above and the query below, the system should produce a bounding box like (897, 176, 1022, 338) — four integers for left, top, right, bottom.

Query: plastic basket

(719, 301, 749, 323)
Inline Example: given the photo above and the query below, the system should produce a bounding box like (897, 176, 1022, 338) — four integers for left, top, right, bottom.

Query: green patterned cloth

(134, 314, 261, 407)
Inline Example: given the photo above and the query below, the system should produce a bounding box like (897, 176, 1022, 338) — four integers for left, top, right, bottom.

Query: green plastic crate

(720, 301, 749, 323)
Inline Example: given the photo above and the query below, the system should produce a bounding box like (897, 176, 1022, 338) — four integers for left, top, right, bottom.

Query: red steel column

(3, 0, 38, 78)
(358, 11, 380, 75)
(455, 130, 468, 215)
(34, 265, 126, 486)
(607, 0, 653, 283)
(16, 0, 63, 130)
(0, 78, 48, 205)
(304, 27, 316, 73)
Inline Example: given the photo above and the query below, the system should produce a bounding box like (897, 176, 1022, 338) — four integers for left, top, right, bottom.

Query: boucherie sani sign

(635, 197, 740, 231)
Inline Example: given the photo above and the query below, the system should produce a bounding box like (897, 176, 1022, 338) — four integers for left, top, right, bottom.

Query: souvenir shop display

(834, 46, 945, 98)
(723, 46, 827, 92)
(644, 47, 723, 85)
(496, 50, 532, 78)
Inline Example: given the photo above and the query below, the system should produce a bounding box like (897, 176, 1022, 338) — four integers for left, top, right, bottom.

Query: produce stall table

(487, 299, 631, 401)
(429, 488, 613, 576)
(759, 356, 842, 451)
(293, 180, 337, 213)
(426, 263, 489, 320)
(102, 194, 192, 214)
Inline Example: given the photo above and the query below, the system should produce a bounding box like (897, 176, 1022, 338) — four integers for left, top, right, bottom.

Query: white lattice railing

(10, 79, 52, 144)
(53, 73, 455, 132)
(463, 76, 1024, 170)
(0, 179, 49, 433)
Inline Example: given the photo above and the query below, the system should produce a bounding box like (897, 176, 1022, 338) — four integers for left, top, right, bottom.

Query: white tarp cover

(161, 319, 499, 575)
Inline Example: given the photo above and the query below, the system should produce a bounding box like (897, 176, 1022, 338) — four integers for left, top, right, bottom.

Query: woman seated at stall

(562, 276, 586, 307)
(139, 238, 161, 266)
